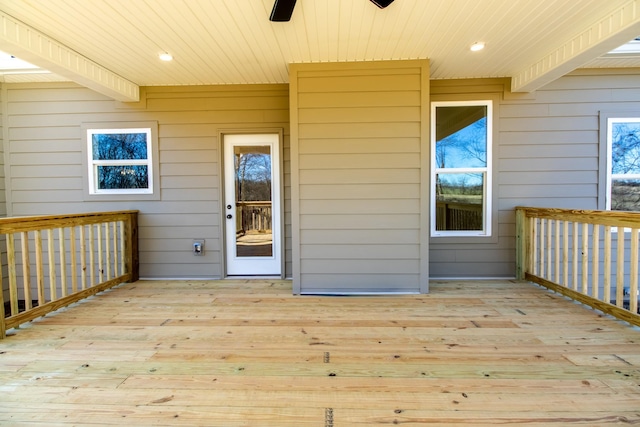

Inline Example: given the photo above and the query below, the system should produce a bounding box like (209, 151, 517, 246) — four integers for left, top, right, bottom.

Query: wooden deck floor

(1, 279, 640, 426)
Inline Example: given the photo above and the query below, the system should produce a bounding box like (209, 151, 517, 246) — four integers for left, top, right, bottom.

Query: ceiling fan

(270, 0, 395, 22)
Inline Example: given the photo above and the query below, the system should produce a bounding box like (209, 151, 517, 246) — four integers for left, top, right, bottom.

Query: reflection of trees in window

(611, 122, 640, 211)
(435, 117, 486, 203)
(235, 152, 272, 202)
(435, 117, 487, 169)
(92, 133, 149, 190)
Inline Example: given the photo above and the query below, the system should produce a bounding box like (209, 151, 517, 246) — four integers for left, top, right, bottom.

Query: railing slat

(59, 228, 67, 298)
(532, 219, 538, 276)
(35, 230, 45, 306)
(581, 223, 589, 294)
(572, 222, 578, 291)
(604, 226, 612, 304)
(89, 225, 95, 286)
(546, 219, 553, 280)
(592, 224, 600, 300)
(113, 222, 119, 278)
(616, 230, 625, 308)
(97, 224, 104, 284)
(562, 221, 569, 287)
(630, 228, 639, 314)
(21, 231, 32, 311)
(553, 220, 562, 282)
(7, 234, 18, 316)
(47, 229, 57, 301)
(105, 223, 111, 281)
(80, 225, 87, 290)
(70, 226, 78, 294)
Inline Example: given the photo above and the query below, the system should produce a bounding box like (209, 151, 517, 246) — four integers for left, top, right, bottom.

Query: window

(85, 126, 156, 196)
(606, 118, 640, 211)
(431, 100, 492, 237)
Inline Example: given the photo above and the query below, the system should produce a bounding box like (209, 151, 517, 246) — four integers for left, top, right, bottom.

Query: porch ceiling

(1, 0, 640, 101)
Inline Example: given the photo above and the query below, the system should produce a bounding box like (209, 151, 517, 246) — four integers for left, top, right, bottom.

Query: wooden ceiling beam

(511, 0, 640, 93)
(0, 11, 139, 102)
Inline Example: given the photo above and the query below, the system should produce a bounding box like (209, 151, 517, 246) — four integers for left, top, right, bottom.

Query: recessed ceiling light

(470, 42, 485, 52)
(159, 52, 173, 62)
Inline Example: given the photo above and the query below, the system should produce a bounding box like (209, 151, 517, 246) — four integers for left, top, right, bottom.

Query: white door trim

(223, 133, 282, 276)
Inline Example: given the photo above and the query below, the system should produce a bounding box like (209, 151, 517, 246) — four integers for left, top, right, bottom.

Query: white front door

(223, 134, 281, 276)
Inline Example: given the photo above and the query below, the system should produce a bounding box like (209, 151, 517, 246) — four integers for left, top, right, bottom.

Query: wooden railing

(236, 201, 272, 234)
(436, 201, 482, 230)
(0, 210, 139, 338)
(516, 207, 640, 326)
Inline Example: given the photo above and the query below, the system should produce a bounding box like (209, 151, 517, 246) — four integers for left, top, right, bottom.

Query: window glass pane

(435, 173, 484, 230)
(611, 121, 640, 175)
(97, 165, 149, 190)
(611, 179, 640, 211)
(435, 105, 487, 168)
(92, 133, 148, 161)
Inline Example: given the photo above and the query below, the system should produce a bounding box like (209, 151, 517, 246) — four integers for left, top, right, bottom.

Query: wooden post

(515, 208, 527, 280)
(125, 211, 139, 282)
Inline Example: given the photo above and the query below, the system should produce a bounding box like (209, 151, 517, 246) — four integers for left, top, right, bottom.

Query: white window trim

(606, 116, 640, 210)
(81, 120, 161, 202)
(430, 100, 493, 237)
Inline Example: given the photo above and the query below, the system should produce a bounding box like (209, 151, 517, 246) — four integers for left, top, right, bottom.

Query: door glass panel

(234, 145, 273, 257)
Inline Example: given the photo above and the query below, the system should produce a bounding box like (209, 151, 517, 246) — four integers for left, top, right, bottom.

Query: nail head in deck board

(1, 279, 639, 425)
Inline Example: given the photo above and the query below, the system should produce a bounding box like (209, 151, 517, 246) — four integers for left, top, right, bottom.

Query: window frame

(430, 100, 493, 238)
(605, 116, 640, 211)
(82, 121, 160, 201)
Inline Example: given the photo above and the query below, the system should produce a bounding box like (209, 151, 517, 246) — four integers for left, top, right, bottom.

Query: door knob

(227, 205, 232, 209)
(226, 214, 233, 219)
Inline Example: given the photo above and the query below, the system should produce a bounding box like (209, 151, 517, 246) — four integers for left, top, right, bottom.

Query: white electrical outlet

(193, 239, 205, 256)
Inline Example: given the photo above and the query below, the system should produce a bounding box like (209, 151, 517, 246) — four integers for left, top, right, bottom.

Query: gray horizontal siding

(430, 69, 640, 278)
(291, 60, 428, 293)
(3, 66, 640, 285)
(3, 82, 291, 279)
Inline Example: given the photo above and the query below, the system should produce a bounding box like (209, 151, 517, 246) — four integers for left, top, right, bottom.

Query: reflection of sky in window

(612, 122, 640, 174)
(436, 117, 487, 169)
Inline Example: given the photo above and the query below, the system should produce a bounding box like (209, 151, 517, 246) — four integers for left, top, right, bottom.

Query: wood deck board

(1, 279, 640, 425)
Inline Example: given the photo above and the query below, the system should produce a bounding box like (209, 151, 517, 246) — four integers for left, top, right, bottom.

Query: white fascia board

(512, 0, 640, 93)
(0, 12, 139, 102)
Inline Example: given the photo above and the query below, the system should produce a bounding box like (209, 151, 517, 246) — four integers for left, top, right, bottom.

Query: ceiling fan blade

(369, 0, 395, 8)
(270, 0, 297, 22)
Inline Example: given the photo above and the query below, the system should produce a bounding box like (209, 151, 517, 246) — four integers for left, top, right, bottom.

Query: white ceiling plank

(512, 0, 640, 92)
(0, 0, 638, 97)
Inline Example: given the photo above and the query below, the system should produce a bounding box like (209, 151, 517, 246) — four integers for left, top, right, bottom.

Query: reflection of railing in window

(436, 201, 482, 230)
(236, 201, 272, 235)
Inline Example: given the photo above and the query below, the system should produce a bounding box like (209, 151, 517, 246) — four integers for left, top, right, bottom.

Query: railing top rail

(0, 210, 139, 234)
(516, 206, 640, 228)
(236, 201, 272, 206)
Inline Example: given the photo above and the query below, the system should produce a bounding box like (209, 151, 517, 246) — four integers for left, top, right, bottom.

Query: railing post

(0, 278, 5, 339)
(515, 207, 527, 280)
(125, 211, 139, 282)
